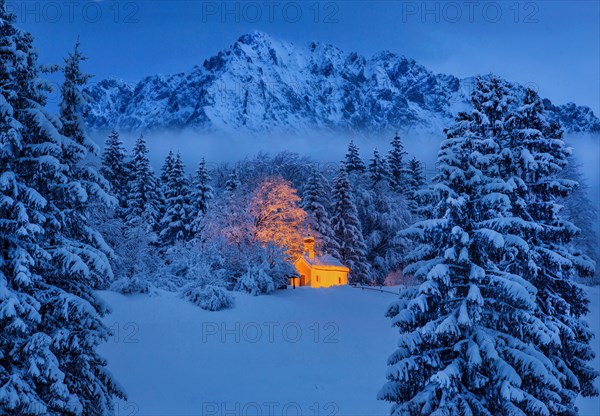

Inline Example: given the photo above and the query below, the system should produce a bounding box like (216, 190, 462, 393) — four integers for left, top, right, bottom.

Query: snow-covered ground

(98, 285, 600, 416)
(577, 285, 600, 416)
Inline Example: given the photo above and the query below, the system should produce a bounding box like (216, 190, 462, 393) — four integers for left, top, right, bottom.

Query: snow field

(99, 286, 398, 415)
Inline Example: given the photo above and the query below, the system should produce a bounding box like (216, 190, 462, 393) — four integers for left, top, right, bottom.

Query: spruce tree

(406, 156, 425, 191)
(381, 118, 509, 414)
(57, 39, 115, 232)
(405, 156, 426, 214)
(331, 163, 371, 284)
(55, 40, 117, 284)
(301, 167, 340, 259)
(0, 8, 124, 413)
(124, 135, 161, 231)
(379, 76, 598, 415)
(368, 148, 390, 185)
(561, 155, 600, 282)
(157, 150, 174, 226)
(225, 168, 241, 193)
(160, 150, 175, 185)
(160, 152, 193, 245)
(387, 133, 409, 192)
(191, 158, 213, 235)
(59, 40, 93, 149)
(380, 83, 537, 414)
(355, 176, 410, 286)
(502, 86, 598, 403)
(345, 140, 366, 173)
(101, 130, 130, 208)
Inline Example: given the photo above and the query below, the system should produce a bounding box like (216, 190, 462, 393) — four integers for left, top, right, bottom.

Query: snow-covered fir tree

(234, 258, 276, 296)
(101, 130, 130, 208)
(159, 152, 193, 245)
(57, 40, 116, 248)
(225, 168, 241, 193)
(379, 76, 598, 415)
(124, 135, 161, 231)
(561, 155, 600, 283)
(55, 39, 117, 284)
(99, 135, 157, 289)
(387, 133, 409, 192)
(191, 158, 213, 235)
(502, 86, 598, 403)
(380, 117, 519, 414)
(59, 40, 94, 151)
(406, 156, 426, 192)
(355, 174, 410, 286)
(405, 156, 426, 215)
(160, 150, 175, 185)
(301, 167, 340, 259)
(0, 8, 124, 413)
(368, 148, 391, 185)
(331, 163, 371, 284)
(156, 150, 174, 233)
(345, 140, 366, 173)
(109, 222, 157, 291)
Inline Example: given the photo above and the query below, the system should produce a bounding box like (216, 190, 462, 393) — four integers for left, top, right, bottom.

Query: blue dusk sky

(9, 0, 599, 114)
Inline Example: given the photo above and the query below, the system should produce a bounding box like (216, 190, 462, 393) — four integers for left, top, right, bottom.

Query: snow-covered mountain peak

(84, 33, 600, 135)
(236, 30, 274, 45)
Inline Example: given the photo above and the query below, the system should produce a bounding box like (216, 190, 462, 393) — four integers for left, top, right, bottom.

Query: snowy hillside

(98, 285, 600, 415)
(84, 32, 600, 136)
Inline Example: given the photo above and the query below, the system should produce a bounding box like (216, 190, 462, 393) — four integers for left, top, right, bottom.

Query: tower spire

(303, 232, 315, 259)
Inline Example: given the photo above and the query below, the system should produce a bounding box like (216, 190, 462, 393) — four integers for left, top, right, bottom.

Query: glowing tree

(249, 176, 307, 258)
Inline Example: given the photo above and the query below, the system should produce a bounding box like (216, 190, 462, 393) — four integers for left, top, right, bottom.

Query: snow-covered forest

(1, 1, 599, 415)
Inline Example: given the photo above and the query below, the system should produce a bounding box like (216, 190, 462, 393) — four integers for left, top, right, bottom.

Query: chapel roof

(302, 254, 349, 270)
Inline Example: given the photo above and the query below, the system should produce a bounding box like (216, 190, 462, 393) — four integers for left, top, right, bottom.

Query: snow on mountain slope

(98, 284, 600, 415)
(84, 32, 600, 136)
